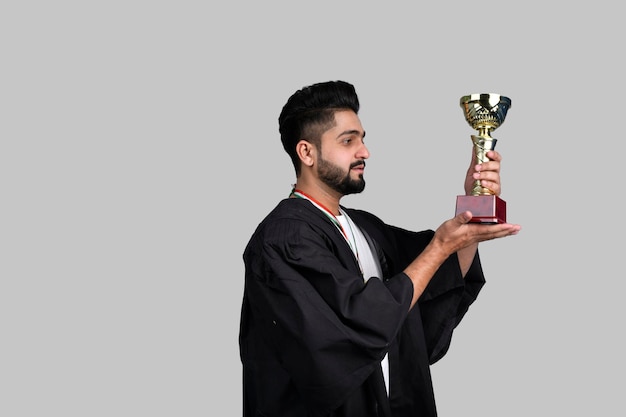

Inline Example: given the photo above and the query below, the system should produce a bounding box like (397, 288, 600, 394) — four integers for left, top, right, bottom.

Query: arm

(403, 150, 521, 308)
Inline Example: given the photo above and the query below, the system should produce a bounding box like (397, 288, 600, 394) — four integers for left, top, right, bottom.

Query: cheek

(320, 150, 341, 165)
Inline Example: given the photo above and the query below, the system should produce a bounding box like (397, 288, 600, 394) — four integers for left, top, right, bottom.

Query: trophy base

(455, 195, 507, 224)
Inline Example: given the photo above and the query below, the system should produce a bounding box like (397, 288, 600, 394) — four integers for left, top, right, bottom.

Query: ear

(295, 140, 316, 167)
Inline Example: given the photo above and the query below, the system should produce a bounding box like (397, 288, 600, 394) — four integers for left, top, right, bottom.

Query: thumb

(456, 210, 473, 224)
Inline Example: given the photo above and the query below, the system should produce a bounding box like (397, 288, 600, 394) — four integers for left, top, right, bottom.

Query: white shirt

(337, 209, 390, 396)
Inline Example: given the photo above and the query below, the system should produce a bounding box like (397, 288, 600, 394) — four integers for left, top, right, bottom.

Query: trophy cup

(456, 93, 512, 224)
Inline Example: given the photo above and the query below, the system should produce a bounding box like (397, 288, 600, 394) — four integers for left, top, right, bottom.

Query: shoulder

(247, 198, 335, 248)
(342, 206, 435, 267)
(244, 199, 348, 271)
(341, 207, 386, 229)
(260, 198, 327, 231)
(343, 207, 434, 238)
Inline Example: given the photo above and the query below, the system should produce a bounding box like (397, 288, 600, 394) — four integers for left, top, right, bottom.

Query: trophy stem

(471, 134, 497, 196)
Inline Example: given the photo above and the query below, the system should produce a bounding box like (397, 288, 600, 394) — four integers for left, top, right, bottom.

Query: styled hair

(278, 80, 360, 175)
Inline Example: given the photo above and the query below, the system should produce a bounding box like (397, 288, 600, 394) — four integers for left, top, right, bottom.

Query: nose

(356, 142, 370, 160)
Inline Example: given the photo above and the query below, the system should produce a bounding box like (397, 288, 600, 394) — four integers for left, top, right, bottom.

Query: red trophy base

(455, 195, 507, 224)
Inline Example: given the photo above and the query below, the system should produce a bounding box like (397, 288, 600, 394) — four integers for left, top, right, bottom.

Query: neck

(292, 182, 342, 216)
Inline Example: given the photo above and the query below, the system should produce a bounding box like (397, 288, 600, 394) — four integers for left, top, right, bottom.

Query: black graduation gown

(239, 198, 485, 417)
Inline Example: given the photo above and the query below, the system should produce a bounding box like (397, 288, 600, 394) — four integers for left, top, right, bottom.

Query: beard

(317, 156, 366, 196)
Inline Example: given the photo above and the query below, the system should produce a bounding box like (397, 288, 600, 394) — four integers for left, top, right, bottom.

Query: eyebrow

(336, 129, 366, 139)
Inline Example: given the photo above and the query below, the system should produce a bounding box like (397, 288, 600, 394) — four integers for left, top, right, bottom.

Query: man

(239, 80, 521, 417)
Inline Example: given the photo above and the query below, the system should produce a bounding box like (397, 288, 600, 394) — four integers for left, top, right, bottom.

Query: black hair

(278, 80, 360, 175)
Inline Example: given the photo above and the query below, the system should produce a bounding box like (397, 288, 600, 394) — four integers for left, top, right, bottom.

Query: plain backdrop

(2, 1, 624, 416)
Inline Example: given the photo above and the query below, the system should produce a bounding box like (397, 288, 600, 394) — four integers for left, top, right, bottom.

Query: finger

(485, 150, 502, 162)
(476, 223, 521, 240)
(472, 170, 501, 186)
(477, 180, 501, 195)
(475, 159, 501, 174)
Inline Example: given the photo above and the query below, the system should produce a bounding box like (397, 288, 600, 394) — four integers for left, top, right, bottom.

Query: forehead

(325, 110, 364, 136)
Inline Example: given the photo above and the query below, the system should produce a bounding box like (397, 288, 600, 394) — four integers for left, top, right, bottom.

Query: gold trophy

(456, 93, 511, 223)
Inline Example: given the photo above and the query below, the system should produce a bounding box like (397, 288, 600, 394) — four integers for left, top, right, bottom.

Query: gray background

(2, 1, 624, 416)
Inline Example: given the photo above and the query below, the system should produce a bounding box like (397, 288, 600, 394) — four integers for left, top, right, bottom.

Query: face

(316, 110, 370, 196)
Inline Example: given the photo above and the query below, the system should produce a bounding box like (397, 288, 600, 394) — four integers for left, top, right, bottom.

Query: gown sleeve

(242, 214, 414, 416)
(347, 210, 486, 364)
